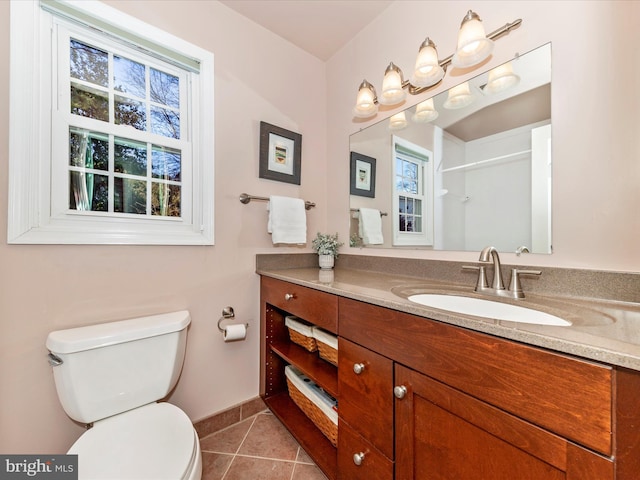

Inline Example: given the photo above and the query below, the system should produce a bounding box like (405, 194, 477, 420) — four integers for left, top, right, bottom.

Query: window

(8, 0, 214, 244)
(392, 136, 434, 246)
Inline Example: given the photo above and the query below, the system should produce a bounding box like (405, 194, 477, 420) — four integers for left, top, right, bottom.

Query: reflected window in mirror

(392, 136, 433, 247)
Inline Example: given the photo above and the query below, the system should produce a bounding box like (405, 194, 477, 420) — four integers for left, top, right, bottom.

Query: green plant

(312, 232, 343, 258)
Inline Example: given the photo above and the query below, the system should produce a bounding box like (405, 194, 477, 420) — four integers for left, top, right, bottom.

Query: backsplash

(256, 254, 640, 304)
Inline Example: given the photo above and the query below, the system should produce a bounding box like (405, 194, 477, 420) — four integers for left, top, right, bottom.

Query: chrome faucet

(464, 246, 541, 299)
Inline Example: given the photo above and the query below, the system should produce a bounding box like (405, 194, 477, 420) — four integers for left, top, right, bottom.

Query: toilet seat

(68, 402, 199, 480)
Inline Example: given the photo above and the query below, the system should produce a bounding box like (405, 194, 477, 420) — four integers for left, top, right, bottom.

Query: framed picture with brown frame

(350, 151, 376, 198)
(259, 121, 302, 185)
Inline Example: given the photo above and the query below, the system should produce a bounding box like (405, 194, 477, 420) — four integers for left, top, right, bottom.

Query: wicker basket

(285, 366, 338, 447)
(312, 327, 338, 367)
(285, 316, 317, 352)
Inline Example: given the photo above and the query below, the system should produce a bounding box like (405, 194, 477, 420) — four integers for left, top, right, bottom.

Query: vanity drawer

(261, 277, 337, 333)
(339, 297, 613, 456)
(338, 421, 393, 480)
(338, 338, 394, 459)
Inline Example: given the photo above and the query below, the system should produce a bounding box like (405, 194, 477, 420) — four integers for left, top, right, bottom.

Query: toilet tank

(46, 311, 191, 424)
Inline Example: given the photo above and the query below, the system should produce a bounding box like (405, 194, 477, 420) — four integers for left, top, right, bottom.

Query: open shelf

(271, 340, 338, 398)
(264, 392, 337, 480)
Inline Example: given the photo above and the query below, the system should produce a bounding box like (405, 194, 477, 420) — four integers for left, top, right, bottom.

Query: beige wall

(1, 0, 639, 455)
(0, 1, 327, 453)
(327, 0, 640, 272)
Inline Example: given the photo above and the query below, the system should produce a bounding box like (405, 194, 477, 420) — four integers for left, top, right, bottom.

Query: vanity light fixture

(483, 61, 520, 94)
(452, 10, 494, 68)
(353, 79, 378, 118)
(410, 38, 445, 88)
(443, 81, 475, 109)
(412, 98, 439, 123)
(352, 11, 522, 119)
(380, 62, 407, 105)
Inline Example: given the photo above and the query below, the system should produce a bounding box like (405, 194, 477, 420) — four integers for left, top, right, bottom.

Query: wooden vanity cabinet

(260, 277, 640, 480)
(259, 277, 339, 479)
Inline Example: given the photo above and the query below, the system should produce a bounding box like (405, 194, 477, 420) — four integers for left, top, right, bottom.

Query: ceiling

(219, 0, 394, 61)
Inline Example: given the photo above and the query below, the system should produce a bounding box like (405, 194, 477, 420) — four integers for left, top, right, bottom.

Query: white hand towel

(358, 208, 384, 245)
(268, 195, 307, 245)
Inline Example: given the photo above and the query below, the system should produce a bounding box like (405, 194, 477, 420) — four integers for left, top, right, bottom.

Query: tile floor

(200, 410, 329, 480)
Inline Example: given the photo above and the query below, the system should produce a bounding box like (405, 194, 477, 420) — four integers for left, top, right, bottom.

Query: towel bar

(239, 193, 315, 210)
(350, 208, 388, 216)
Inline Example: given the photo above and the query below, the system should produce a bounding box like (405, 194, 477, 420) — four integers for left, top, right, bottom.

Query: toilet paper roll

(223, 323, 247, 342)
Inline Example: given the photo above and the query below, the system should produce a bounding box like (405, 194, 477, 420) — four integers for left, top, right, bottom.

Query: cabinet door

(395, 365, 613, 480)
(338, 338, 394, 460)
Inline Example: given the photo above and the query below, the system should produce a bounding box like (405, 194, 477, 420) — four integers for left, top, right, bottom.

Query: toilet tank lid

(46, 310, 191, 354)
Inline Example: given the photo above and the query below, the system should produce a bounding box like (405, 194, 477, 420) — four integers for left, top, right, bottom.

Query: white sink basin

(407, 294, 571, 326)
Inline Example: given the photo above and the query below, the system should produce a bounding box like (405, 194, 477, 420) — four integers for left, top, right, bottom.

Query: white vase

(318, 254, 335, 270)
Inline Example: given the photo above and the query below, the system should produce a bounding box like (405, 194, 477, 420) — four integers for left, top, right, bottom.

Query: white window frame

(8, 0, 214, 245)
(391, 135, 434, 247)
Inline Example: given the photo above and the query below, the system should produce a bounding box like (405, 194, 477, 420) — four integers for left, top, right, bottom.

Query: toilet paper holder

(217, 306, 249, 333)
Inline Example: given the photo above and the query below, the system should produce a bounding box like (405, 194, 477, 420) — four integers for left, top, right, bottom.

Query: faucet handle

(463, 265, 489, 290)
(509, 269, 542, 298)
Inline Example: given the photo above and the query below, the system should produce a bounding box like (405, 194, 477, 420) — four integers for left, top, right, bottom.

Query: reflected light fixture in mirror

(443, 81, 475, 109)
(352, 11, 522, 119)
(484, 61, 520, 94)
(452, 10, 494, 68)
(412, 98, 439, 123)
(389, 111, 408, 130)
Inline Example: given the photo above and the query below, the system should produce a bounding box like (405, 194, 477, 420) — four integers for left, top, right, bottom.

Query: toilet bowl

(46, 311, 202, 480)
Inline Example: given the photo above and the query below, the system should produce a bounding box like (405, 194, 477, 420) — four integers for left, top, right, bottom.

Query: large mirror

(349, 43, 552, 254)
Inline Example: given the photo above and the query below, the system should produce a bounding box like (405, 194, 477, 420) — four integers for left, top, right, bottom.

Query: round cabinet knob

(353, 363, 366, 375)
(353, 452, 365, 466)
(394, 385, 408, 399)
(284, 293, 296, 301)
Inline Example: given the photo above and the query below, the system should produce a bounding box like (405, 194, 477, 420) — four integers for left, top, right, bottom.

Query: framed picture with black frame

(350, 151, 376, 198)
(259, 121, 302, 185)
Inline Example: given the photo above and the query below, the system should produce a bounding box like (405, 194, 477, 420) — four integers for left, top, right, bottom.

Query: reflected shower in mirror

(349, 43, 552, 254)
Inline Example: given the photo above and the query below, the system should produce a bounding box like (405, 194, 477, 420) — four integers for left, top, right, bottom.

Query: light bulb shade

(379, 62, 407, 105)
(389, 111, 408, 130)
(483, 62, 520, 94)
(452, 10, 494, 68)
(412, 98, 439, 123)
(411, 38, 445, 88)
(443, 82, 474, 109)
(352, 79, 378, 118)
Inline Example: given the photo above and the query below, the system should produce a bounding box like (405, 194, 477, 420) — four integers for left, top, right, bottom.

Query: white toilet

(46, 310, 202, 480)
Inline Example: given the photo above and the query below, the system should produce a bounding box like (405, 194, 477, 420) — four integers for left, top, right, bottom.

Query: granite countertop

(257, 265, 640, 371)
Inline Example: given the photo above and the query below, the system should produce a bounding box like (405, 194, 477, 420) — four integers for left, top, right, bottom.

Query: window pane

(150, 68, 179, 108)
(115, 95, 146, 131)
(69, 129, 108, 170)
(152, 146, 181, 181)
(114, 178, 147, 214)
(69, 172, 108, 212)
(71, 84, 109, 121)
(113, 55, 146, 98)
(414, 199, 422, 216)
(414, 216, 422, 232)
(115, 138, 147, 176)
(151, 107, 180, 139)
(152, 183, 181, 217)
(404, 162, 417, 179)
(70, 39, 108, 87)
